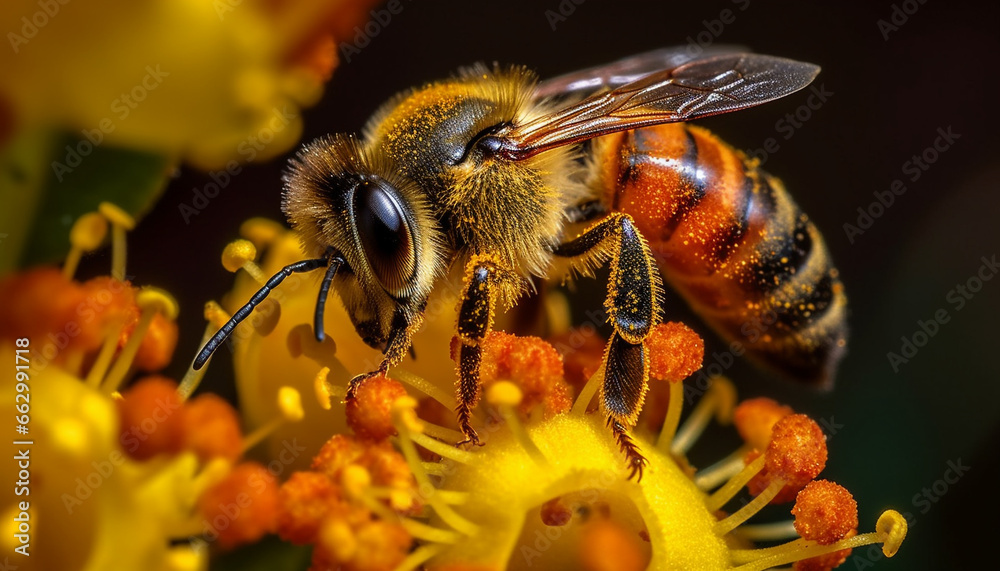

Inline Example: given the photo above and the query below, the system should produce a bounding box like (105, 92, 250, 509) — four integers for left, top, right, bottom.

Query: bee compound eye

(353, 180, 417, 294)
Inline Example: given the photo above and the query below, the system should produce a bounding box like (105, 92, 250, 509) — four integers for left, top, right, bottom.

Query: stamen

(340, 464, 462, 545)
(714, 479, 783, 535)
(730, 510, 907, 571)
(487, 381, 547, 466)
(694, 444, 751, 491)
(393, 369, 457, 410)
(98, 202, 134, 280)
(314, 367, 345, 410)
(241, 386, 305, 454)
(178, 302, 229, 399)
(222, 239, 268, 284)
(103, 288, 179, 393)
(391, 397, 479, 536)
(671, 376, 736, 455)
(63, 212, 108, 280)
(571, 368, 603, 416)
(239, 217, 286, 249)
(655, 380, 685, 451)
(393, 543, 446, 571)
(736, 520, 798, 543)
(705, 453, 766, 512)
(84, 318, 126, 387)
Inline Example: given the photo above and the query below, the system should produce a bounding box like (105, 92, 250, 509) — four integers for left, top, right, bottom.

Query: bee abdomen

(601, 123, 847, 386)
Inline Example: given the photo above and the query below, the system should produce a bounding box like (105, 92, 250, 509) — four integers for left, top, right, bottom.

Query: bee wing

(505, 53, 819, 160)
(533, 45, 751, 101)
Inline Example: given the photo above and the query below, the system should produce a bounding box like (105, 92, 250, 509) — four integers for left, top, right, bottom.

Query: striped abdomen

(597, 123, 847, 387)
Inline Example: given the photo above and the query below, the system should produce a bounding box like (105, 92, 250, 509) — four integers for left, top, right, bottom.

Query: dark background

(88, 1, 999, 568)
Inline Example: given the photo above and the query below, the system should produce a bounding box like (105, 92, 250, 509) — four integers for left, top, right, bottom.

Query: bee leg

(454, 257, 511, 446)
(555, 213, 660, 479)
(345, 309, 420, 399)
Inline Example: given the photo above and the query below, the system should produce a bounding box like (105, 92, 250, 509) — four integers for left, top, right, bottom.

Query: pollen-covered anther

(183, 393, 244, 462)
(116, 376, 186, 460)
(734, 397, 794, 451)
(479, 331, 571, 417)
(103, 287, 180, 392)
(645, 321, 705, 382)
(346, 375, 409, 440)
(764, 414, 828, 490)
(791, 480, 858, 545)
(196, 462, 280, 550)
(64, 211, 109, 279)
(221, 239, 268, 283)
(278, 471, 350, 545)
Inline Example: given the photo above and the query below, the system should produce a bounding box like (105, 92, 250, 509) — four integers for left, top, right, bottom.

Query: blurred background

(38, 0, 1000, 568)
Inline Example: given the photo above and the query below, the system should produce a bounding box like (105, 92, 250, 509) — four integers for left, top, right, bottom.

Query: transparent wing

(533, 45, 751, 100)
(503, 53, 819, 160)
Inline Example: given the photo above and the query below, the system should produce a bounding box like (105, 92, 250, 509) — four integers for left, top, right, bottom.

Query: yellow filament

(705, 453, 766, 512)
(730, 510, 907, 570)
(422, 462, 448, 477)
(102, 288, 178, 393)
(99, 202, 134, 280)
(671, 376, 736, 455)
(420, 421, 466, 443)
(656, 380, 685, 451)
(391, 399, 478, 536)
(178, 324, 214, 400)
(713, 479, 784, 536)
(734, 520, 797, 543)
(241, 387, 304, 454)
(408, 432, 477, 465)
(694, 445, 751, 491)
(571, 367, 603, 416)
(85, 319, 126, 387)
(393, 543, 446, 571)
(488, 381, 548, 466)
(393, 369, 457, 410)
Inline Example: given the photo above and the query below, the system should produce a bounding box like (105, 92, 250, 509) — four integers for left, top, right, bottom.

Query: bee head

(282, 135, 443, 350)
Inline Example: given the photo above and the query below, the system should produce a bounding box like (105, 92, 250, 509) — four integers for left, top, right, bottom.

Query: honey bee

(194, 47, 847, 479)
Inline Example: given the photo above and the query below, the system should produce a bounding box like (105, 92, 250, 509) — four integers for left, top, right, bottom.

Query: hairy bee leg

(454, 259, 509, 446)
(345, 309, 421, 399)
(555, 213, 660, 479)
(610, 418, 648, 482)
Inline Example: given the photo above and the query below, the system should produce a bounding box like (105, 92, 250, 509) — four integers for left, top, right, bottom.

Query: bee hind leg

(555, 213, 661, 479)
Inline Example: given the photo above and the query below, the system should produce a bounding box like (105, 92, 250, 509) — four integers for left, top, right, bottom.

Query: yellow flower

(0, 0, 378, 169)
(0, 207, 296, 570)
(196, 220, 908, 570)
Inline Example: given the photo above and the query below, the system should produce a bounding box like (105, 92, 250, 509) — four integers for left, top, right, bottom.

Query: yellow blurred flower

(0, 0, 378, 169)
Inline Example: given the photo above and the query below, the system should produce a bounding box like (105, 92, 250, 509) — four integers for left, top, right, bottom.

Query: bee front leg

(555, 212, 662, 479)
(454, 256, 515, 446)
(345, 310, 420, 399)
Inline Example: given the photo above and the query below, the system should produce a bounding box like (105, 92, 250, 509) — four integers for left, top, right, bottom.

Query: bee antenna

(192, 255, 332, 370)
(314, 255, 345, 342)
